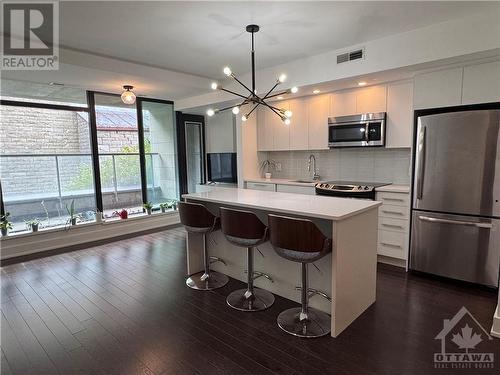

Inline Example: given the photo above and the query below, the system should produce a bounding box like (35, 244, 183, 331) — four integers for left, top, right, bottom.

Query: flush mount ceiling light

(207, 24, 298, 124)
(121, 85, 136, 105)
(358, 81, 367, 86)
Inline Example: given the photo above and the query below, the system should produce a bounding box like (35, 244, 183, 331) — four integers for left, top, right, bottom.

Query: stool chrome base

(186, 271, 228, 290)
(226, 288, 275, 311)
(277, 307, 331, 338)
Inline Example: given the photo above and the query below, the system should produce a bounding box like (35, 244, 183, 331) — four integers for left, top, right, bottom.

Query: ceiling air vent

(336, 48, 364, 64)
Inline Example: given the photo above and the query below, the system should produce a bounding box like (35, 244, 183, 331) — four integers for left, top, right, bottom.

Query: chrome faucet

(308, 154, 320, 180)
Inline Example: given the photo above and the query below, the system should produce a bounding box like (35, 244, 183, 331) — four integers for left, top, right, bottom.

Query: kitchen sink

(290, 179, 321, 184)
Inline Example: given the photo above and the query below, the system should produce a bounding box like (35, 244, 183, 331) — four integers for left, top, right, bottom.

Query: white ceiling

(59, 1, 497, 79)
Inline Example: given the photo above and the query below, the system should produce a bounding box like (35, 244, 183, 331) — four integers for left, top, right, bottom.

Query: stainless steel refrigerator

(410, 108, 500, 287)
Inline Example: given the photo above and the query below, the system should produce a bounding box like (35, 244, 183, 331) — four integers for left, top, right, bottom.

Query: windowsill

(0, 210, 179, 241)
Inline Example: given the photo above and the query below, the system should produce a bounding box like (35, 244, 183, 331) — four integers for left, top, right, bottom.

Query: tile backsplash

(260, 148, 412, 185)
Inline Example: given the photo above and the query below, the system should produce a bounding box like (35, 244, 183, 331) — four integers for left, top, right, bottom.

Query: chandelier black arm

(231, 74, 256, 97)
(252, 97, 284, 113)
(220, 87, 249, 100)
(264, 90, 290, 100)
(261, 101, 284, 119)
(262, 81, 280, 100)
(245, 103, 261, 117)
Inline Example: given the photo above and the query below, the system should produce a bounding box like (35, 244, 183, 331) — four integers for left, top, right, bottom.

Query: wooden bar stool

(268, 214, 332, 338)
(220, 207, 275, 311)
(179, 201, 228, 290)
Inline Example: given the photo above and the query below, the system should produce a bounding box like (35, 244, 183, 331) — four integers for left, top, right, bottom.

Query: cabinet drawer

(378, 230, 407, 259)
(378, 217, 409, 233)
(379, 204, 409, 219)
(246, 182, 276, 192)
(276, 184, 315, 195)
(376, 192, 409, 207)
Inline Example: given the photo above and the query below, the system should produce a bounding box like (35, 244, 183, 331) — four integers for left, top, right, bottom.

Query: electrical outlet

(276, 162, 282, 171)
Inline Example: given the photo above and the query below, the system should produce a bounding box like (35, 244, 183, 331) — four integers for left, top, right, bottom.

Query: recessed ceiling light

(312, 89, 321, 94)
(48, 82, 64, 86)
(358, 81, 367, 86)
(277, 96, 284, 100)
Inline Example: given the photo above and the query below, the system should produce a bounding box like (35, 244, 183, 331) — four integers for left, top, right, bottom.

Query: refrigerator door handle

(418, 215, 493, 229)
(416, 126, 426, 199)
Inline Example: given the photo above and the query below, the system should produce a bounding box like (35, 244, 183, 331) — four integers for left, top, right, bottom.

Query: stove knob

(319, 183, 324, 188)
(324, 184, 330, 188)
(364, 186, 370, 190)
(357, 186, 362, 190)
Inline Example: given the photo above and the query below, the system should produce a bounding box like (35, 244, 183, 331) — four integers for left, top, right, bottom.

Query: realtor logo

(434, 306, 494, 369)
(2, 1, 59, 69)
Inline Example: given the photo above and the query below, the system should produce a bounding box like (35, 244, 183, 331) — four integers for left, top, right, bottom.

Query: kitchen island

(182, 188, 381, 337)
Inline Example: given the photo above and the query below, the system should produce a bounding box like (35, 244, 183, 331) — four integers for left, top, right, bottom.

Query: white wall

(205, 111, 236, 153)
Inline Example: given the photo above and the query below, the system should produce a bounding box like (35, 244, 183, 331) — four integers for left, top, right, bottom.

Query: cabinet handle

(381, 210, 404, 215)
(382, 197, 405, 202)
(382, 223, 405, 229)
(381, 242, 402, 249)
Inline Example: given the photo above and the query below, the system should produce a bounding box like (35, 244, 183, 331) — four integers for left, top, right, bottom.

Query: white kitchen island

(182, 188, 381, 337)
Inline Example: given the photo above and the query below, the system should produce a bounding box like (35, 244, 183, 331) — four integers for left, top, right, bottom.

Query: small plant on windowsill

(159, 202, 169, 213)
(1, 212, 13, 237)
(66, 199, 78, 226)
(25, 218, 40, 233)
(169, 200, 178, 211)
(143, 202, 153, 215)
(260, 159, 277, 179)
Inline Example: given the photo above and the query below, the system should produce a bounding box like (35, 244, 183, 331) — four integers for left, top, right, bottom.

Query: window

(0, 83, 178, 236)
(93, 93, 143, 217)
(140, 100, 179, 205)
(0, 100, 96, 232)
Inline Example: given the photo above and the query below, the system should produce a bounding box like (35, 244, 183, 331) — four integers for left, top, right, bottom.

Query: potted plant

(143, 202, 153, 215)
(25, 218, 40, 232)
(260, 159, 277, 179)
(1, 212, 13, 236)
(159, 202, 169, 213)
(170, 200, 178, 211)
(66, 200, 77, 226)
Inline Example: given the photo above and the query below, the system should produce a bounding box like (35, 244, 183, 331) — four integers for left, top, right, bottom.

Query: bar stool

(178, 201, 228, 290)
(268, 214, 332, 338)
(219, 207, 275, 311)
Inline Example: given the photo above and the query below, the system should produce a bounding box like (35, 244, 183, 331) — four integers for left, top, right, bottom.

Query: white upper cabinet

(386, 81, 414, 148)
(462, 61, 500, 105)
(307, 94, 330, 150)
(356, 85, 387, 114)
(206, 111, 235, 153)
(413, 67, 463, 109)
(330, 90, 357, 117)
(270, 101, 290, 151)
(288, 98, 309, 150)
(256, 107, 273, 151)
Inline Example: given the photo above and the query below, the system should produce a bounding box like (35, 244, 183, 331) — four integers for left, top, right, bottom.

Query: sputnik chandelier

(207, 24, 298, 125)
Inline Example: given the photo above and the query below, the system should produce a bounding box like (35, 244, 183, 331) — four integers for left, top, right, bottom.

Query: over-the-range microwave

(328, 112, 386, 148)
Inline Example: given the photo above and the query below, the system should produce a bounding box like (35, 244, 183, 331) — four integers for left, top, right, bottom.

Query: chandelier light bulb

(232, 106, 240, 115)
(121, 85, 136, 105)
(284, 118, 291, 126)
(284, 110, 293, 118)
(290, 86, 299, 94)
(207, 108, 215, 116)
(278, 74, 287, 83)
(223, 66, 232, 76)
(241, 115, 248, 122)
(211, 82, 218, 90)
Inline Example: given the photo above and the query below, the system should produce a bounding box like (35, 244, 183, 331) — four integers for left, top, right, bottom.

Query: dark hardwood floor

(1, 226, 498, 375)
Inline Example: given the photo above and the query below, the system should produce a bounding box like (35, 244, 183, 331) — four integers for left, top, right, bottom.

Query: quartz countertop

(376, 184, 410, 193)
(183, 188, 381, 221)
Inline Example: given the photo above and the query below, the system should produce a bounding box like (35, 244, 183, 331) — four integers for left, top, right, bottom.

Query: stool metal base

(186, 271, 228, 290)
(277, 307, 331, 338)
(226, 288, 275, 311)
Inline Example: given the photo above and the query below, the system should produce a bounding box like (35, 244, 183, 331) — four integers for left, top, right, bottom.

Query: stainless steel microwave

(328, 112, 386, 148)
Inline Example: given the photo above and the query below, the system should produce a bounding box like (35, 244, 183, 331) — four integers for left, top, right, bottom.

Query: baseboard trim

(377, 254, 406, 268)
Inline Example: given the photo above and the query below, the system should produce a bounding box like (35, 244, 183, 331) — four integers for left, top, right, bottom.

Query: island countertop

(182, 187, 381, 221)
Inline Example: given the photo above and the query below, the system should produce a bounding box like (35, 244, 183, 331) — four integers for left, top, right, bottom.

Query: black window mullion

(86, 91, 103, 213)
(136, 98, 148, 205)
(0, 180, 5, 217)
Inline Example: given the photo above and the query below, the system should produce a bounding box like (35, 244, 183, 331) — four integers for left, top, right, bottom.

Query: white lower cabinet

(276, 184, 315, 195)
(376, 191, 410, 260)
(246, 182, 276, 192)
